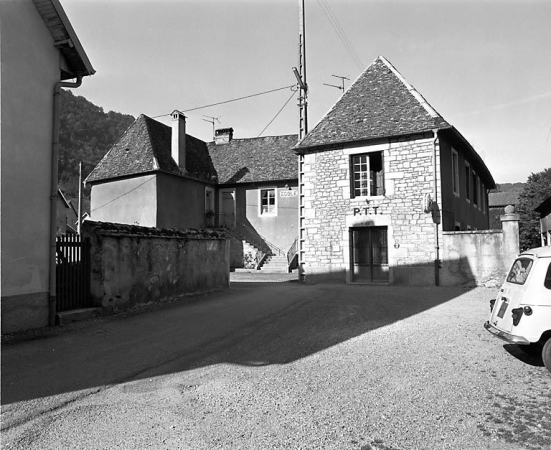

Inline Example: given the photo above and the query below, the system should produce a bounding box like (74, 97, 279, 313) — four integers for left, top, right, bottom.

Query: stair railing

(210, 212, 284, 257)
(287, 237, 299, 267)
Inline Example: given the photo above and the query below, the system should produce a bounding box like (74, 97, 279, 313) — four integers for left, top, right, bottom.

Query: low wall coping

(442, 230, 502, 235)
(82, 220, 226, 240)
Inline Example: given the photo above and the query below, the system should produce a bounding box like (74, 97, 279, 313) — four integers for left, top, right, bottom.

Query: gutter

(49, 76, 83, 327)
(432, 129, 440, 286)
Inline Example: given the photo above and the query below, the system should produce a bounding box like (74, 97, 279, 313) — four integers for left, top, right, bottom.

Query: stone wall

(440, 212, 519, 286)
(300, 134, 440, 284)
(83, 221, 229, 313)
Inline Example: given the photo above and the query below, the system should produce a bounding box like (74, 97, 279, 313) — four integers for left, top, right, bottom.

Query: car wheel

(542, 339, 551, 374)
(518, 342, 544, 356)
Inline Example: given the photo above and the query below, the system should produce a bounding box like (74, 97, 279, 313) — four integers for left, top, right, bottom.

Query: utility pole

(296, 0, 308, 140)
(296, 0, 307, 282)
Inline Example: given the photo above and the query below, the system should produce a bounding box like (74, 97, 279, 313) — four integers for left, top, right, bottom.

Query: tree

(516, 168, 551, 251)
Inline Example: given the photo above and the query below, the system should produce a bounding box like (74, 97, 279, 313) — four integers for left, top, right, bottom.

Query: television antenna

(323, 74, 350, 91)
(202, 115, 221, 139)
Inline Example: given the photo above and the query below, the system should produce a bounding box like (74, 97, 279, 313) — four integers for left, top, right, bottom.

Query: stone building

(294, 56, 495, 285)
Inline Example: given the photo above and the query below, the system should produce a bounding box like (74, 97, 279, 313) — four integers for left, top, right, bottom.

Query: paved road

(2, 280, 550, 449)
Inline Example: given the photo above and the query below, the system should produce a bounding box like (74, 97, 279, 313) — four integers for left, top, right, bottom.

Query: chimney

(214, 127, 234, 145)
(171, 110, 186, 169)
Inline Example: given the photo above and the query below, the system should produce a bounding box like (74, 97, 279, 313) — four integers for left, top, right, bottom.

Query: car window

(506, 257, 533, 285)
(545, 262, 551, 290)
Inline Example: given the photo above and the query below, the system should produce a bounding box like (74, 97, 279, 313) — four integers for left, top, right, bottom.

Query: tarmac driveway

(2, 279, 550, 449)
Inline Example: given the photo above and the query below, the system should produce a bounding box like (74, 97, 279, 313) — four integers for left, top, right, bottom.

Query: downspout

(49, 76, 83, 327)
(432, 129, 440, 286)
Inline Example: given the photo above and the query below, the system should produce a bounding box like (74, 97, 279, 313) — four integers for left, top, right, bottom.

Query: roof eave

(34, 0, 96, 79)
(445, 127, 496, 190)
(294, 126, 449, 154)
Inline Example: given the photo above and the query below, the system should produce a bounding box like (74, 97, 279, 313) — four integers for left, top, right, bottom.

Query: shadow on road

(2, 264, 477, 406)
(503, 344, 545, 368)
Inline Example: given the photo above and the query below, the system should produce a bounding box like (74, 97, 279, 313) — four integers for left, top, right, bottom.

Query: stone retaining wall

(83, 221, 229, 313)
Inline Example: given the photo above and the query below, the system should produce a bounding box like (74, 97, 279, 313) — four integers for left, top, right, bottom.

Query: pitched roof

(86, 115, 298, 185)
(489, 191, 520, 207)
(535, 195, 551, 215)
(86, 115, 216, 184)
(295, 56, 450, 150)
(207, 134, 298, 184)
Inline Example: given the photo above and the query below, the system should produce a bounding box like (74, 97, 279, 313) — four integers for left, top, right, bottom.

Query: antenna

(202, 115, 221, 140)
(323, 74, 350, 91)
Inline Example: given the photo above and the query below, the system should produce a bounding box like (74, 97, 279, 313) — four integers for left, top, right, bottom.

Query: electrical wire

(258, 89, 297, 137)
(152, 84, 296, 118)
(316, 0, 364, 72)
(60, 84, 296, 134)
(90, 176, 155, 213)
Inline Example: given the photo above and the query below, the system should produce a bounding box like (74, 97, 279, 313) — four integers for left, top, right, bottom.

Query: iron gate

(56, 234, 91, 311)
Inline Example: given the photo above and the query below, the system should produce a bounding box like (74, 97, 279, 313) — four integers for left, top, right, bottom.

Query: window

(507, 258, 533, 285)
(480, 180, 488, 214)
(260, 188, 276, 215)
(465, 161, 471, 202)
(472, 171, 478, 207)
(452, 149, 459, 196)
(351, 152, 384, 198)
(545, 263, 551, 290)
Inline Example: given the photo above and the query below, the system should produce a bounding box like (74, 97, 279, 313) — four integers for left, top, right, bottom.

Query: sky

(61, 0, 551, 184)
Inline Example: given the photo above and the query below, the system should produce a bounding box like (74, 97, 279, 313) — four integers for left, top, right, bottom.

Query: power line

(90, 176, 155, 213)
(152, 84, 296, 118)
(258, 89, 297, 137)
(316, 0, 364, 72)
(60, 84, 296, 135)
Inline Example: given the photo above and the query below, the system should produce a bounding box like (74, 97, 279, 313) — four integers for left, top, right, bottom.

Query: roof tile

(296, 56, 450, 149)
(86, 115, 298, 185)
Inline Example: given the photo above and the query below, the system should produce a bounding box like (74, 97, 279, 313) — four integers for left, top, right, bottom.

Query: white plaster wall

(1, 1, 61, 297)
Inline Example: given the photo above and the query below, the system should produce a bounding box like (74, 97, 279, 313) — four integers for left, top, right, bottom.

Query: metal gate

(56, 234, 91, 311)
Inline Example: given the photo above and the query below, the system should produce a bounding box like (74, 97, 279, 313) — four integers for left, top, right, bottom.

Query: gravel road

(1, 282, 550, 450)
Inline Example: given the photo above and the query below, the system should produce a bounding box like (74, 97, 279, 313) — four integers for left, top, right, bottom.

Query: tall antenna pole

(298, 0, 308, 140)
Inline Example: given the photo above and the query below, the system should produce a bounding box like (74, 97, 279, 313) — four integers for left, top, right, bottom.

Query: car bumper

(483, 321, 531, 345)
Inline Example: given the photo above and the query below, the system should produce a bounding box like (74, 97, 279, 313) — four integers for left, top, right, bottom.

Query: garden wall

(440, 211, 519, 287)
(82, 221, 229, 313)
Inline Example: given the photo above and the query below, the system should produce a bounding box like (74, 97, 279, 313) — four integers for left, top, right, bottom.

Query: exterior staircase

(259, 255, 290, 273)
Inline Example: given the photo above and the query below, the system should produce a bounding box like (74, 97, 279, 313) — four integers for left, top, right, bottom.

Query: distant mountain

(58, 89, 135, 198)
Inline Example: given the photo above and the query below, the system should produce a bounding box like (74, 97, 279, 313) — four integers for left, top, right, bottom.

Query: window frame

(259, 187, 277, 216)
(472, 170, 478, 207)
(506, 257, 534, 286)
(465, 161, 471, 203)
(350, 151, 385, 199)
(451, 148, 460, 197)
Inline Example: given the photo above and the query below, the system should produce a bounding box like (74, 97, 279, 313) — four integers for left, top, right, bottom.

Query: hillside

(492, 182, 525, 193)
(59, 90, 135, 198)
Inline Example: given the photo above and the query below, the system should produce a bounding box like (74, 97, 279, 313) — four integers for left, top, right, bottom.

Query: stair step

(260, 268, 290, 273)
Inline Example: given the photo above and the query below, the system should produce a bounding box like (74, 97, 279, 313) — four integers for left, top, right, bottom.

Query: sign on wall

(280, 190, 298, 198)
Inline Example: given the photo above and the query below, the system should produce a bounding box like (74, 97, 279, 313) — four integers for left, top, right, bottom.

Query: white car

(484, 246, 551, 374)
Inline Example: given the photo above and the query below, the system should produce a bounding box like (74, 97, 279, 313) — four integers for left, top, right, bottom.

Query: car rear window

(545, 262, 551, 290)
(506, 257, 533, 285)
